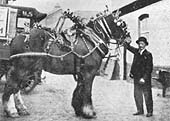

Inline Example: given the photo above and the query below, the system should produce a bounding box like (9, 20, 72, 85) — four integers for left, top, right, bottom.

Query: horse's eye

(25, 45, 30, 49)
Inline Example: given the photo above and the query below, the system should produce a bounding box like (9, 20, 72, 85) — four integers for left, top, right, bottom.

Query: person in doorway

(125, 36, 153, 117)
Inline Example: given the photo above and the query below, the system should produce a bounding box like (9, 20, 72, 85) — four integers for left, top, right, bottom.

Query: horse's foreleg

(81, 72, 96, 119)
(72, 81, 84, 116)
(72, 71, 96, 119)
(14, 90, 30, 116)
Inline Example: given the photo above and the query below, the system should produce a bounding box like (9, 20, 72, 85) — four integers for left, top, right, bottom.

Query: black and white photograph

(0, 0, 169, 121)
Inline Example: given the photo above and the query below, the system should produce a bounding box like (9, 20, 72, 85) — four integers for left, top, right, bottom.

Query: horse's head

(87, 12, 130, 46)
(63, 10, 130, 46)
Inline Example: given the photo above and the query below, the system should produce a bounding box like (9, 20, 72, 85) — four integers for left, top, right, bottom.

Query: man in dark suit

(125, 36, 153, 117)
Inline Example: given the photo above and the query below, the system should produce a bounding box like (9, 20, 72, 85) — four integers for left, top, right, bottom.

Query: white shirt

(139, 49, 146, 55)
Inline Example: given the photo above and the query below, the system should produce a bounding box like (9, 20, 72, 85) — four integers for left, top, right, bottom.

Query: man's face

(138, 41, 146, 50)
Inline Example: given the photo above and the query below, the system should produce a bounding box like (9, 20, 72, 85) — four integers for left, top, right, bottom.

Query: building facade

(120, 0, 170, 77)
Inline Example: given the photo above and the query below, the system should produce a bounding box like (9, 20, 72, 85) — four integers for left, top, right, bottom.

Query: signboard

(7, 8, 17, 38)
(17, 18, 30, 28)
(0, 7, 8, 37)
(18, 9, 33, 18)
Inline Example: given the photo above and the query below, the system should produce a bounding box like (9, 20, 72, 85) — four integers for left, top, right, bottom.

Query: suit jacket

(126, 44, 153, 85)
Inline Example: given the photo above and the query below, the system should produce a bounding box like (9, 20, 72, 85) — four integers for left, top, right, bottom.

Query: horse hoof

(80, 110, 97, 119)
(18, 109, 30, 116)
(81, 105, 97, 119)
(75, 111, 96, 119)
(4, 110, 20, 118)
(75, 111, 81, 117)
(82, 112, 97, 119)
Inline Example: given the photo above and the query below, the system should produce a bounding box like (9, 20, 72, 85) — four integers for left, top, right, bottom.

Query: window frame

(138, 14, 149, 38)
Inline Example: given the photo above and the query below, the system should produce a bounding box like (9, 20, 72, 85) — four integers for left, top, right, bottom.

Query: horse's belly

(43, 56, 75, 74)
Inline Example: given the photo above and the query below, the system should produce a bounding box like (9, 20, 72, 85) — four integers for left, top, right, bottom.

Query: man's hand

(125, 37, 132, 44)
(129, 73, 134, 78)
(139, 78, 145, 84)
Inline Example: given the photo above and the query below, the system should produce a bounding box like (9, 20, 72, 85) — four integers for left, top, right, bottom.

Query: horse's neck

(87, 22, 109, 45)
(77, 27, 107, 46)
(75, 28, 109, 57)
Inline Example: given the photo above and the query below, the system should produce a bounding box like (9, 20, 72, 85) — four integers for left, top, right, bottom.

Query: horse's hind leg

(2, 66, 19, 118)
(2, 85, 19, 118)
(14, 90, 30, 116)
(72, 70, 96, 119)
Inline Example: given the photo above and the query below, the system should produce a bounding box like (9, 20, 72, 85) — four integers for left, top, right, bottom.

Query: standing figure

(125, 36, 153, 117)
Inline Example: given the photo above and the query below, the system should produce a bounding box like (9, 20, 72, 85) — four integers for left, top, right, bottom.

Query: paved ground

(0, 72, 170, 121)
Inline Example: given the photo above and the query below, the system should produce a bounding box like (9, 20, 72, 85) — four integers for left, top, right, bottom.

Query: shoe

(133, 112, 144, 116)
(146, 113, 153, 117)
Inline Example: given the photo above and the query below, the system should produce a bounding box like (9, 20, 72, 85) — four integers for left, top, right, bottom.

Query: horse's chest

(44, 55, 75, 74)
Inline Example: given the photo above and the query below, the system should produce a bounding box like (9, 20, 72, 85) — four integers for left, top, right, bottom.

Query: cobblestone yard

(0, 72, 170, 121)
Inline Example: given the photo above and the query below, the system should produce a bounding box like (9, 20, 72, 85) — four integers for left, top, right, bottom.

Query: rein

(10, 42, 100, 60)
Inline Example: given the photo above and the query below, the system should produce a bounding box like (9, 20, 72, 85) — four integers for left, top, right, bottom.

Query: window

(17, 18, 30, 28)
(0, 7, 8, 37)
(138, 14, 149, 39)
(16, 18, 30, 33)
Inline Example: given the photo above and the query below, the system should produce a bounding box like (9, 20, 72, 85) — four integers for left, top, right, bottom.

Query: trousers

(134, 82, 153, 113)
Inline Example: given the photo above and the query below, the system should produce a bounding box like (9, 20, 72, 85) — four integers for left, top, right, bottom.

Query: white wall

(121, 0, 170, 66)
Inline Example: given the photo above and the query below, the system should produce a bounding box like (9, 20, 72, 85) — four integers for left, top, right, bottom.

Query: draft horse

(2, 11, 130, 119)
